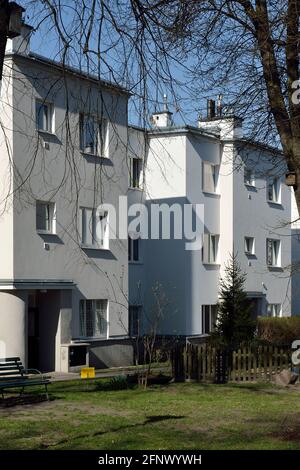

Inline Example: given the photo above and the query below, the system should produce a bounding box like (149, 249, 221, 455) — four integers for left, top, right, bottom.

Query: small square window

(36, 100, 53, 133)
(245, 237, 255, 255)
(36, 201, 56, 233)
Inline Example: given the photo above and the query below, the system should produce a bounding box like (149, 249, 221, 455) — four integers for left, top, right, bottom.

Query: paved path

(45, 365, 170, 382)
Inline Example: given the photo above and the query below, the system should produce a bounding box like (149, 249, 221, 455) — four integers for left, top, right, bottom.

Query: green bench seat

(0, 357, 50, 400)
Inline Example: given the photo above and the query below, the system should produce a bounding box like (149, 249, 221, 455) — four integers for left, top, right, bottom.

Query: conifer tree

(212, 253, 256, 348)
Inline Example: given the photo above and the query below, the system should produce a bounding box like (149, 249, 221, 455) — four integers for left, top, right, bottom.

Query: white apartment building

(128, 103, 292, 338)
(0, 24, 132, 372)
(0, 21, 294, 373)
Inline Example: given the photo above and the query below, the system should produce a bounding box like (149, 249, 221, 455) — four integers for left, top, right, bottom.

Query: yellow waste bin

(81, 367, 95, 379)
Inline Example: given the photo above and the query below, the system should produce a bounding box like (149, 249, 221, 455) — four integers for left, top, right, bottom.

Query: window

(128, 235, 140, 262)
(203, 234, 219, 264)
(267, 177, 280, 203)
(245, 237, 255, 255)
(80, 299, 108, 338)
(266, 239, 281, 267)
(244, 168, 255, 186)
(267, 304, 282, 318)
(201, 305, 217, 334)
(35, 100, 53, 132)
(80, 207, 109, 249)
(202, 162, 218, 193)
(129, 305, 141, 336)
(36, 201, 56, 233)
(79, 114, 108, 157)
(129, 157, 142, 188)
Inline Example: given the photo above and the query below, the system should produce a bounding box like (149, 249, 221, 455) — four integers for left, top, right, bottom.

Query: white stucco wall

(129, 124, 293, 337)
(233, 148, 291, 315)
(0, 50, 131, 369)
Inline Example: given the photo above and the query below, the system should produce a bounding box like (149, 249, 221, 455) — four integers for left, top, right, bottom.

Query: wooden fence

(171, 343, 291, 383)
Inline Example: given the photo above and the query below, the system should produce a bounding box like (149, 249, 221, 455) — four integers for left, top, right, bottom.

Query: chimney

(207, 99, 216, 119)
(151, 94, 173, 128)
(6, 22, 33, 56)
(198, 97, 243, 139)
(8, 2, 25, 38)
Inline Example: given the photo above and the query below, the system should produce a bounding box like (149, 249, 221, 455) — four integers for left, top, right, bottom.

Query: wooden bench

(0, 357, 50, 400)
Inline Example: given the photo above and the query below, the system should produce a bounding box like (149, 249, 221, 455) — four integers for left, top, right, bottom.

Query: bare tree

(123, 1, 300, 208)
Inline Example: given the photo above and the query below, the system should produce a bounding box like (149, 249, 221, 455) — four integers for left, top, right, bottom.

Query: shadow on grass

(40, 414, 185, 449)
(0, 394, 48, 408)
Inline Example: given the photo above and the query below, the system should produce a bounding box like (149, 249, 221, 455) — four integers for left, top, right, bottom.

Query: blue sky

(20, 0, 213, 128)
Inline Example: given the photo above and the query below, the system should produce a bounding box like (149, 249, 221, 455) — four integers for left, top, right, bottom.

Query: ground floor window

(129, 305, 141, 336)
(201, 305, 217, 334)
(267, 303, 282, 318)
(79, 299, 108, 338)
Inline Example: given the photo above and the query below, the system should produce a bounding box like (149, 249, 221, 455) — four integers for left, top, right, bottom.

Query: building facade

(128, 106, 292, 339)
(0, 25, 131, 371)
(0, 23, 294, 372)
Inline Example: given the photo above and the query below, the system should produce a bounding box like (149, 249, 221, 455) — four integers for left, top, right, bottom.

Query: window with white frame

(244, 168, 255, 186)
(201, 305, 217, 334)
(202, 162, 218, 193)
(267, 304, 282, 318)
(79, 114, 108, 157)
(203, 234, 219, 264)
(128, 235, 140, 262)
(80, 207, 109, 249)
(129, 305, 141, 336)
(267, 177, 281, 203)
(79, 299, 108, 338)
(266, 239, 281, 267)
(36, 201, 56, 233)
(129, 157, 142, 188)
(245, 236, 255, 255)
(35, 100, 53, 133)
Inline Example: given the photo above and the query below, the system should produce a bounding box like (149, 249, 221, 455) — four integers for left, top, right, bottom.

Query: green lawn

(1, 379, 300, 450)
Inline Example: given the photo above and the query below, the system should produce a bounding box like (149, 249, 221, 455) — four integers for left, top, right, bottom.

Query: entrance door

(248, 298, 262, 319)
(28, 307, 39, 369)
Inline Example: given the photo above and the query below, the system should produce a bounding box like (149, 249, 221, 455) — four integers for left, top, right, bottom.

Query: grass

(1, 378, 300, 450)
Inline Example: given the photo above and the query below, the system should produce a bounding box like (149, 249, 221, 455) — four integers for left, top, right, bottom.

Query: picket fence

(171, 343, 291, 383)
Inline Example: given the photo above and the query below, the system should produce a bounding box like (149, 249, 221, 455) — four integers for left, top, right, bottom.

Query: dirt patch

(0, 399, 132, 420)
(271, 413, 300, 442)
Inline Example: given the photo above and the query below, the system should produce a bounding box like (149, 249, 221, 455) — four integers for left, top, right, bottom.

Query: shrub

(257, 316, 300, 346)
(108, 375, 129, 390)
